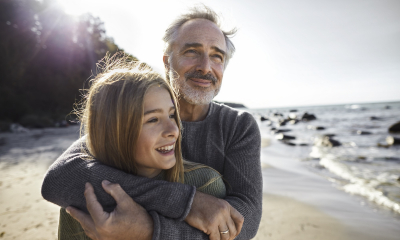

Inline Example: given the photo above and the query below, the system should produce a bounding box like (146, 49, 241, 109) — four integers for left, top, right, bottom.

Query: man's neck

(178, 99, 210, 122)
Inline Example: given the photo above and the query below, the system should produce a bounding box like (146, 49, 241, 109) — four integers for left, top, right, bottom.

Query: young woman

(57, 56, 226, 239)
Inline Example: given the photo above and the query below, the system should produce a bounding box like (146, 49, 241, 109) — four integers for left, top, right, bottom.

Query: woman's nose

(163, 118, 179, 138)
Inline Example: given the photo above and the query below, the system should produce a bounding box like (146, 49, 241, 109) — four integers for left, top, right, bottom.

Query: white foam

(320, 155, 400, 214)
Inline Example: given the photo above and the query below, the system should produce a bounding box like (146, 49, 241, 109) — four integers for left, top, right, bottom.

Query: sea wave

(319, 154, 400, 214)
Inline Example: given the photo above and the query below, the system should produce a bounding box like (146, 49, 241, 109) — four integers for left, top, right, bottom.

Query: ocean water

(250, 101, 400, 214)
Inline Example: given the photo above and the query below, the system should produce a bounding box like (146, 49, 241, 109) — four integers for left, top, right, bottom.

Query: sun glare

(57, 0, 94, 16)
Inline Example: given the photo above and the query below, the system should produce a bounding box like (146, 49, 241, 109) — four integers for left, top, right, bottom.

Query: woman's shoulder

(183, 163, 226, 199)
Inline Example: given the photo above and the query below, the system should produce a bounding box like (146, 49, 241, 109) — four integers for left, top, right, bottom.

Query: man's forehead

(174, 19, 226, 51)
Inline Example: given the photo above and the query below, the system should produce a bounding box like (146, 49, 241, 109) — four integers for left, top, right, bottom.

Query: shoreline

(257, 136, 400, 239)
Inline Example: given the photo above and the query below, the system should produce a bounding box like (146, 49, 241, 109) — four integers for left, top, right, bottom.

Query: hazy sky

(57, 0, 400, 108)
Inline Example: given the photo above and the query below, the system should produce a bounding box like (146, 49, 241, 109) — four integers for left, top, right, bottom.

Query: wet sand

(1, 126, 400, 239)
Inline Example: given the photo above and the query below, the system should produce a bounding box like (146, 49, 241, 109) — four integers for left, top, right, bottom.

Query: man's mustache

(184, 71, 217, 85)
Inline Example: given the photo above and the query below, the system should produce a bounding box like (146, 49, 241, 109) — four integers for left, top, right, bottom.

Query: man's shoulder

(210, 102, 256, 124)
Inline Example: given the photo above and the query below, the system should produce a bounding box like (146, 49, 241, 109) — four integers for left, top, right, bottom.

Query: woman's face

(134, 85, 179, 178)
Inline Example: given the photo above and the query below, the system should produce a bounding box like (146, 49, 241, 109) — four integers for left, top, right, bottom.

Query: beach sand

(1, 126, 400, 239)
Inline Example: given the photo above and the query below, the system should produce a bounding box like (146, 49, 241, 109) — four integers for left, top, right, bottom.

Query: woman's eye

(147, 118, 158, 123)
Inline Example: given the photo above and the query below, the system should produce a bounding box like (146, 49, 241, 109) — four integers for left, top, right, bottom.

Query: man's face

(165, 19, 227, 105)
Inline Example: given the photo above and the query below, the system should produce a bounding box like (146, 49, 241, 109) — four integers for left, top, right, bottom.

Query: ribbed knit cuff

(177, 185, 197, 221)
(149, 211, 161, 240)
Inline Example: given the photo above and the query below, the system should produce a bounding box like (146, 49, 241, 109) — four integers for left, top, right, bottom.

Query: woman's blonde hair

(77, 53, 184, 183)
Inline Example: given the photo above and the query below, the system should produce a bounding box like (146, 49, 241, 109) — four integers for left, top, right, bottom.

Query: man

(42, 5, 262, 240)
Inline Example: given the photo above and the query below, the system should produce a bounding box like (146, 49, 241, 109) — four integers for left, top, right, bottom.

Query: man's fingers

(66, 206, 96, 238)
(84, 182, 108, 224)
(218, 225, 230, 240)
(226, 218, 237, 240)
(208, 228, 221, 240)
(101, 180, 135, 209)
(229, 206, 244, 236)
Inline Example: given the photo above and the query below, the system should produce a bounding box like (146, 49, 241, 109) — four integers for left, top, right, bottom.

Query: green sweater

(58, 167, 226, 240)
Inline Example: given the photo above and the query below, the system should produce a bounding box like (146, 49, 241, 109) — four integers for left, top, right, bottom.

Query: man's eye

(213, 55, 223, 62)
(185, 49, 197, 54)
(169, 114, 175, 119)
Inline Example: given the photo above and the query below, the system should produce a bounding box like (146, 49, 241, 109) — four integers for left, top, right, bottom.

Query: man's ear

(163, 56, 169, 70)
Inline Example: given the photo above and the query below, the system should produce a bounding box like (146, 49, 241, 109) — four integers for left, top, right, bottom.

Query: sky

(56, 0, 400, 109)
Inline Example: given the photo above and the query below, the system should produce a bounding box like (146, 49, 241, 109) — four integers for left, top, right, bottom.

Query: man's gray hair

(163, 5, 237, 68)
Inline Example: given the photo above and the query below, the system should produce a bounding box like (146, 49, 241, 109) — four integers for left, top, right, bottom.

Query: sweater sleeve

(41, 138, 196, 220)
(223, 112, 263, 239)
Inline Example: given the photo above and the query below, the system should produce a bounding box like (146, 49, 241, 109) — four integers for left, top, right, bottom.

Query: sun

(56, 0, 94, 16)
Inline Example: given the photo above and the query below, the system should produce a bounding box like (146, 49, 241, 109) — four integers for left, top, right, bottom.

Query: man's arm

(221, 112, 263, 239)
(67, 181, 242, 240)
(42, 138, 243, 240)
(41, 138, 195, 220)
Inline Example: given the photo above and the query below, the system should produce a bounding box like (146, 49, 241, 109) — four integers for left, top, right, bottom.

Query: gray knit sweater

(42, 102, 262, 240)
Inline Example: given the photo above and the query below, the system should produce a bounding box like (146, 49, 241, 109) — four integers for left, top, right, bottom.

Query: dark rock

(289, 119, 299, 125)
(307, 125, 325, 130)
(386, 136, 400, 146)
(277, 119, 288, 127)
(282, 141, 296, 146)
(276, 133, 296, 141)
(289, 109, 298, 112)
(356, 130, 372, 135)
(377, 143, 390, 148)
(384, 106, 391, 109)
(301, 112, 317, 121)
(298, 143, 309, 146)
(324, 134, 336, 138)
(314, 136, 341, 147)
(388, 121, 400, 133)
(273, 112, 283, 117)
(272, 129, 292, 134)
(370, 116, 383, 121)
(260, 116, 269, 122)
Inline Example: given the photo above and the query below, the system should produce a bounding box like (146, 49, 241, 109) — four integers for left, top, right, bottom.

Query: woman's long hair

(76, 53, 184, 183)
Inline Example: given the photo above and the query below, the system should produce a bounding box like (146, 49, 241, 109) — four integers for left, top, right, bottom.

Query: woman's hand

(185, 191, 244, 240)
(66, 181, 153, 240)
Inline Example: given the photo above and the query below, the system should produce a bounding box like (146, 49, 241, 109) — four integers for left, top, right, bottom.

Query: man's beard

(169, 69, 220, 105)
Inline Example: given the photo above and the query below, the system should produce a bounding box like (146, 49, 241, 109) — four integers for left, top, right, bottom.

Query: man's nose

(196, 55, 212, 74)
(163, 118, 179, 139)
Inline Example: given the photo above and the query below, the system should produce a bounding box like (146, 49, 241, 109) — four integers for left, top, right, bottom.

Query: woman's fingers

(84, 182, 108, 224)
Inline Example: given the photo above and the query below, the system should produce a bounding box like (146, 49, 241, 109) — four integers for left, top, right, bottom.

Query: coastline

(255, 136, 400, 239)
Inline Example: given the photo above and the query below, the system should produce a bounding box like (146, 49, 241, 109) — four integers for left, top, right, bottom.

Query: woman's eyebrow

(144, 106, 175, 115)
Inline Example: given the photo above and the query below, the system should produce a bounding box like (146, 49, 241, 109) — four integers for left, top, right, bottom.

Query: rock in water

(275, 133, 296, 141)
(314, 136, 341, 147)
(386, 136, 400, 146)
(301, 112, 317, 121)
(389, 121, 400, 133)
(356, 130, 372, 135)
(307, 125, 325, 130)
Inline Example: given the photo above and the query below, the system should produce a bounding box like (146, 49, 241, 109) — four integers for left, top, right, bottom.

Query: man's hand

(66, 181, 153, 240)
(185, 191, 244, 240)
